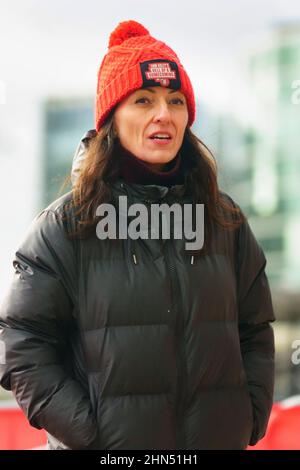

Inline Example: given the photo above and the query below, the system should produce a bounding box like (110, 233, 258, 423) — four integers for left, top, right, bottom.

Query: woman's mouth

(148, 134, 172, 146)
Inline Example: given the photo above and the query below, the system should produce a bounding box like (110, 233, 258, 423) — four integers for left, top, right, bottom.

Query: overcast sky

(1, 0, 300, 116)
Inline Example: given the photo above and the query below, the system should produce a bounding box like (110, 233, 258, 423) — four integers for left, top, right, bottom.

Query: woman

(0, 20, 275, 450)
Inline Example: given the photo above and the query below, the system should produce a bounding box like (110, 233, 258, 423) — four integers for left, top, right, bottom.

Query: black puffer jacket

(0, 135, 275, 450)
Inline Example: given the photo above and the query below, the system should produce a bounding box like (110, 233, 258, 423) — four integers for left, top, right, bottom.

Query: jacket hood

(71, 129, 97, 186)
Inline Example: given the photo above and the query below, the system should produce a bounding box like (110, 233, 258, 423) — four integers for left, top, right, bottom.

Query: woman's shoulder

(14, 190, 78, 300)
(218, 190, 242, 211)
(43, 190, 74, 216)
(219, 192, 267, 264)
(216, 190, 247, 229)
(39, 190, 78, 236)
(18, 191, 77, 256)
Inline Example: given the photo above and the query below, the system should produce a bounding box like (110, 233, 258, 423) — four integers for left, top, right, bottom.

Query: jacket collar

(110, 179, 188, 204)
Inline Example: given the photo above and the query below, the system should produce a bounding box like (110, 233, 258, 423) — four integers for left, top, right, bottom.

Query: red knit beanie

(95, 20, 196, 131)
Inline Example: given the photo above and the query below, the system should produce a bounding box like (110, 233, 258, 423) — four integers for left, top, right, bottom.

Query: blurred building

(196, 24, 300, 401)
(199, 24, 300, 400)
(247, 24, 300, 289)
(43, 98, 94, 206)
(200, 25, 300, 290)
(247, 25, 300, 400)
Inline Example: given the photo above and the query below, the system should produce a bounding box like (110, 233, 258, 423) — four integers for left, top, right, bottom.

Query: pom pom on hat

(95, 19, 196, 130)
(108, 20, 150, 48)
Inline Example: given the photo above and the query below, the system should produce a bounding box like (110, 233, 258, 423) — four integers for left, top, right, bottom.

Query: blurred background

(0, 0, 299, 408)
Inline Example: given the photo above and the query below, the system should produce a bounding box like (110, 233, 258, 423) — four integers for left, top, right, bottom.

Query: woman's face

(113, 86, 189, 170)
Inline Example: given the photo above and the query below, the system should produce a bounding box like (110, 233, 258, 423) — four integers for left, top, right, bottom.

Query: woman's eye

(136, 98, 149, 104)
(135, 97, 185, 105)
(171, 98, 185, 105)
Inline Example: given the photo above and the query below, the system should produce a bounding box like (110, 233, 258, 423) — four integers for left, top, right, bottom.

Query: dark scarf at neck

(117, 143, 185, 187)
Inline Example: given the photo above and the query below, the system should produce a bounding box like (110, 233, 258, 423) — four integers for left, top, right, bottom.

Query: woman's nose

(153, 102, 171, 122)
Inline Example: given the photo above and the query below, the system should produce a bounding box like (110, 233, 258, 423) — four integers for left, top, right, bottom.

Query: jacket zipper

(163, 235, 186, 450)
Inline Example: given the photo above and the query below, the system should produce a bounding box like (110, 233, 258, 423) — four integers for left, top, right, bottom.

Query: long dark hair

(62, 110, 245, 254)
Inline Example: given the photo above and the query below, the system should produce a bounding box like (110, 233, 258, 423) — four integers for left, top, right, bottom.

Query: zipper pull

(132, 253, 138, 265)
